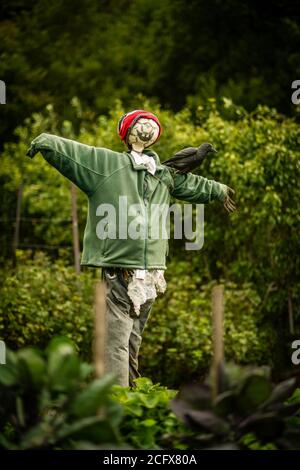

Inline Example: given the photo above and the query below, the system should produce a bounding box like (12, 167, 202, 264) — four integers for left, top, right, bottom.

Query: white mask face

(127, 118, 160, 152)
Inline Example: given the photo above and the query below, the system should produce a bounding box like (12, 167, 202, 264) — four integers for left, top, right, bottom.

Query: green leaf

(0, 433, 19, 450)
(214, 391, 236, 417)
(71, 373, 116, 418)
(47, 337, 80, 392)
(139, 393, 160, 408)
(0, 364, 18, 387)
(261, 378, 297, 409)
(185, 410, 230, 436)
(141, 419, 156, 427)
(59, 418, 119, 444)
(0, 350, 19, 386)
(239, 412, 284, 441)
(55, 415, 108, 440)
(17, 348, 46, 389)
(237, 374, 272, 413)
(21, 421, 54, 449)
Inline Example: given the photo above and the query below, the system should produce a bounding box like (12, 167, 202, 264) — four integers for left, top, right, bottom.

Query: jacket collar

(124, 148, 166, 172)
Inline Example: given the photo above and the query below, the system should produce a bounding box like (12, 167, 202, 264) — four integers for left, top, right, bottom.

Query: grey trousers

(102, 268, 154, 388)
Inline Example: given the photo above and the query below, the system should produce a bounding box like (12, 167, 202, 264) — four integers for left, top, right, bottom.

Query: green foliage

(140, 259, 274, 387)
(1, 1, 299, 447)
(1, 0, 299, 143)
(165, 363, 300, 450)
(1, 98, 300, 385)
(112, 377, 186, 449)
(0, 103, 89, 260)
(3, 99, 300, 296)
(289, 388, 300, 405)
(0, 252, 98, 360)
(0, 337, 123, 449)
(0, 253, 274, 388)
(239, 433, 277, 450)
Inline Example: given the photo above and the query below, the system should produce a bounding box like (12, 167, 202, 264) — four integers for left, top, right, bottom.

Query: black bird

(163, 142, 217, 174)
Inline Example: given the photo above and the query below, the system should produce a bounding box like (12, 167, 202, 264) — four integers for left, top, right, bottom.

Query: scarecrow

(26, 109, 236, 387)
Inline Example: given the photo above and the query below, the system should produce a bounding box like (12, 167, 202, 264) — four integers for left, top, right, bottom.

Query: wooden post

(93, 281, 106, 379)
(211, 284, 224, 400)
(288, 286, 294, 335)
(70, 183, 80, 274)
(0, 340, 6, 365)
(12, 184, 23, 267)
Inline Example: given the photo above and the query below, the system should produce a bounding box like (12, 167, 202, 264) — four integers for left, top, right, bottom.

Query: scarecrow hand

(223, 186, 236, 213)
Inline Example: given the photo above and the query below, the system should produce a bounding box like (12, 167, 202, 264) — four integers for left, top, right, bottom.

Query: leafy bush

(140, 259, 275, 387)
(112, 377, 186, 449)
(2, 336, 298, 451)
(0, 252, 98, 360)
(0, 337, 124, 449)
(2, 99, 300, 307)
(0, 336, 186, 450)
(165, 363, 300, 450)
(0, 254, 275, 388)
(0, 336, 192, 451)
(1, 99, 300, 384)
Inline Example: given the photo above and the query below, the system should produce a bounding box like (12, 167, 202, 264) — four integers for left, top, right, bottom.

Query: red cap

(117, 109, 162, 143)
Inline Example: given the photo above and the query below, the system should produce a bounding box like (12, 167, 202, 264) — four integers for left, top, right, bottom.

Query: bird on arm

(163, 142, 217, 174)
(163, 142, 236, 213)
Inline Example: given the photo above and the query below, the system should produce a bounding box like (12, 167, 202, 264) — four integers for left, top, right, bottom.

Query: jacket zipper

(144, 200, 148, 269)
(143, 175, 148, 270)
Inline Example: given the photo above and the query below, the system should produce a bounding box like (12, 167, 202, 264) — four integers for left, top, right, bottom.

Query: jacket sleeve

(170, 170, 227, 203)
(26, 133, 108, 196)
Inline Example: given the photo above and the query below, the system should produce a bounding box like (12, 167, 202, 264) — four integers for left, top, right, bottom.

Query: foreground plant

(0, 337, 123, 449)
(112, 377, 187, 449)
(165, 363, 300, 450)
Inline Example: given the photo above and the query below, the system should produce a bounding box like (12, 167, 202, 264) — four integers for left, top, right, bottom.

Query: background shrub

(0, 253, 275, 388)
(0, 252, 98, 360)
(1, 99, 299, 387)
(140, 259, 275, 387)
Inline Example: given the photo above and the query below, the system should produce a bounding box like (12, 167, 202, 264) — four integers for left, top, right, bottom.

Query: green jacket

(27, 133, 227, 270)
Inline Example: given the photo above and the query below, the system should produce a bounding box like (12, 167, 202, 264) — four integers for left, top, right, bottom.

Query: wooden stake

(288, 286, 294, 335)
(70, 183, 80, 274)
(93, 281, 106, 379)
(211, 284, 224, 399)
(12, 184, 23, 267)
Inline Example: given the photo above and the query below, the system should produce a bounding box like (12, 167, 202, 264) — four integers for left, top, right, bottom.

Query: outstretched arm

(169, 169, 236, 212)
(26, 133, 110, 196)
